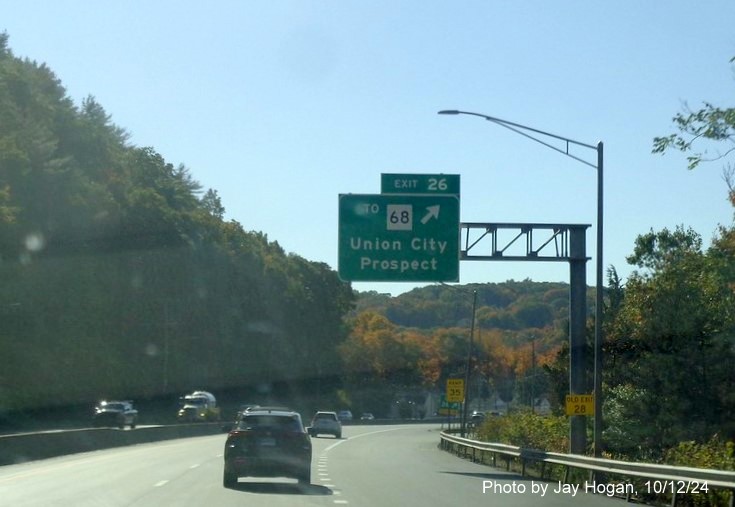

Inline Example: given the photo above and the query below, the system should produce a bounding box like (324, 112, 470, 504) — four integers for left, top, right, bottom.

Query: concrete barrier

(0, 423, 225, 466)
(0, 419, 442, 466)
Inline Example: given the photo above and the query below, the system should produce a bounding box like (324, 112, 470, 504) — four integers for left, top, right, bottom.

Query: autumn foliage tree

(599, 57, 735, 457)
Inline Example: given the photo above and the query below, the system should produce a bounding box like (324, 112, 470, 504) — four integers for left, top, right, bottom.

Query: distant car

(235, 404, 260, 422)
(470, 411, 486, 426)
(360, 412, 375, 421)
(92, 400, 138, 429)
(308, 411, 342, 438)
(337, 410, 353, 422)
(223, 407, 312, 487)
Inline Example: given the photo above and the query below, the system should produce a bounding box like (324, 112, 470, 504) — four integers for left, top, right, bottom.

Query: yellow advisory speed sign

(446, 378, 465, 403)
(565, 394, 594, 416)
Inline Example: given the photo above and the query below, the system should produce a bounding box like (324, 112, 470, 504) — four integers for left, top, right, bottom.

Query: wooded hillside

(0, 34, 354, 410)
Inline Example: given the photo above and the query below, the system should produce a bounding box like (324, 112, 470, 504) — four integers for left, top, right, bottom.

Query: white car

(309, 411, 342, 438)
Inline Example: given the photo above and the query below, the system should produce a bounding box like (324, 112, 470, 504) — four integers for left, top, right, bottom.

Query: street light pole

(462, 289, 478, 438)
(439, 110, 604, 456)
(441, 283, 479, 438)
(595, 142, 604, 457)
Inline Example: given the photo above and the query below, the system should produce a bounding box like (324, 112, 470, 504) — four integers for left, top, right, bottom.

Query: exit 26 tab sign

(338, 194, 459, 282)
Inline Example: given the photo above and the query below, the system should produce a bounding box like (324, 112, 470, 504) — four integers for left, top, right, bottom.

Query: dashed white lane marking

(189, 464, 200, 469)
(320, 429, 408, 505)
(154, 480, 168, 487)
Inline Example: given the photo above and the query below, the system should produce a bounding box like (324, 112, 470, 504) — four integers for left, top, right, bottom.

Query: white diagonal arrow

(421, 205, 440, 224)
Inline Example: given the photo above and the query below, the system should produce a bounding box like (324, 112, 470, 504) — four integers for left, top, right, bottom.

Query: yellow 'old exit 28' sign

(565, 394, 594, 416)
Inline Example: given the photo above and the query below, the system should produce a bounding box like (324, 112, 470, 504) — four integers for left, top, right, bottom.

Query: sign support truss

(461, 223, 590, 262)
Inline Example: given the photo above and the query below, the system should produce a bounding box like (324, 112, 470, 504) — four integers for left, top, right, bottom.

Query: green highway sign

(338, 193, 459, 282)
(438, 394, 461, 416)
(381, 173, 460, 196)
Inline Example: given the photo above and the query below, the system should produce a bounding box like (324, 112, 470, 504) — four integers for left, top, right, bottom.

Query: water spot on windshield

(24, 232, 45, 252)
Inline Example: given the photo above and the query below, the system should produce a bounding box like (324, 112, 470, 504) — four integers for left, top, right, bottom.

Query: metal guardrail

(440, 431, 735, 507)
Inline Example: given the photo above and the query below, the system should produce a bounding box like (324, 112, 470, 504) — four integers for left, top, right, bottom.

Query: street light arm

(438, 109, 599, 168)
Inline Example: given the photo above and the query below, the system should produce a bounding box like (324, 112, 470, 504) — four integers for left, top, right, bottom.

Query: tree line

(0, 33, 353, 411)
(346, 281, 580, 416)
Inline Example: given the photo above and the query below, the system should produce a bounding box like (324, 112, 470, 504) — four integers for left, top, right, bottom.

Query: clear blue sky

(3, 1, 734, 295)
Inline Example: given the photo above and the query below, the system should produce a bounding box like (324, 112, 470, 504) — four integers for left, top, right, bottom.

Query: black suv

(223, 407, 312, 487)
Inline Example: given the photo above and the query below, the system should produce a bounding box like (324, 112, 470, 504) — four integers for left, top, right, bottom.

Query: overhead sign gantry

(337, 172, 591, 453)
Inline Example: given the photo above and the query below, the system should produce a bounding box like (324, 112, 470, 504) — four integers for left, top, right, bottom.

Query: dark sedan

(223, 407, 312, 487)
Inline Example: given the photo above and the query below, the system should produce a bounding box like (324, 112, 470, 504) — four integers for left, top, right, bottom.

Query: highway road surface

(0, 423, 625, 507)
